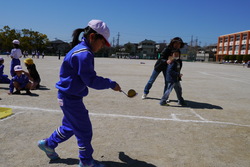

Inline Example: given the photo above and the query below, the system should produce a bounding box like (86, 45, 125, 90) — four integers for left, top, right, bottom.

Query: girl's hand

(112, 83, 121, 92)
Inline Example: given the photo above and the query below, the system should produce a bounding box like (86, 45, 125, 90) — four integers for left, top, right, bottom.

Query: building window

(224, 46, 227, 51)
(219, 47, 222, 51)
(243, 34, 247, 40)
(229, 46, 233, 51)
(236, 35, 240, 41)
(230, 36, 234, 41)
(235, 45, 239, 51)
(224, 37, 228, 42)
(241, 44, 246, 50)
(219, 38, 223, 43)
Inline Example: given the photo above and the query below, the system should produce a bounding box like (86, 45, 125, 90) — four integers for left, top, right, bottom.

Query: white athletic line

(0, 112, 24, 122)
(171, 113, 180, 120)
(1, 105, 250, 128)
(189, 109, 207, 121)
(199, 72, 249, 84)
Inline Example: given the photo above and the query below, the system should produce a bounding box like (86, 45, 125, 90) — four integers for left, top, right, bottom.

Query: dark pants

(160, 81, 184, 105)
(0, 74, 10, 83)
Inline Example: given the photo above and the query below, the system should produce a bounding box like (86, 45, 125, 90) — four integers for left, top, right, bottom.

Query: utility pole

(190, 35, 193, 47)
(117, 32, 120, 46)
(195, 36, 198, 46)
(113, 37, 115, 47)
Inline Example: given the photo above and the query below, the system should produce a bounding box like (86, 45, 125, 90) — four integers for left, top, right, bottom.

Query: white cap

(14, 65, 23, 71)
(12, 40, 20, 45)
(88, 19, 110, 47)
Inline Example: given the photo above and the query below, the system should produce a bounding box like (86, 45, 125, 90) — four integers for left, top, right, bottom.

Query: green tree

(0, 26, 21, 52)
(124, 42, 133, 54)
(0, 26, 49, 53)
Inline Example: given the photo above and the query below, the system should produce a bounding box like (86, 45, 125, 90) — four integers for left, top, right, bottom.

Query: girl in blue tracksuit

(0, 57, 10, 83)
(38, 20, 121, 167)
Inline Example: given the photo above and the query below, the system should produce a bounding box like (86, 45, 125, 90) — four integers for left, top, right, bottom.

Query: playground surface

(0, 56, 250, 167)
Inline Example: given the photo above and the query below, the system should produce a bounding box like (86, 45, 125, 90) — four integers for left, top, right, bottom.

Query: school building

(216, 30, 250, 61)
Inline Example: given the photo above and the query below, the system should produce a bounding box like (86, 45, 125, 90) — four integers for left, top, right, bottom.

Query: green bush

(236, 55, 243, 63)
(243, 55, 250, 62)
(223, 55, 229, 61)
(229, 55, 236, 61)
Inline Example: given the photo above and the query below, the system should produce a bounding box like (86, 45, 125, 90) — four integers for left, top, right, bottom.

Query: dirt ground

(0, 56, 250, 167)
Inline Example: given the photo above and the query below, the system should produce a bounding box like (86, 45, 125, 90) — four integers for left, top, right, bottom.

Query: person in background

(42, 52, 45, 59)
(10, 40, 22, 77)
(142, 37, 184, 99)
(8, 65, 31, 95)
(32, 51, 35, 58)
(37, 19, 121, 167)
(0, 57, 11, 83)
(159, 49, 186, 106)
(23, 58, 41, 89)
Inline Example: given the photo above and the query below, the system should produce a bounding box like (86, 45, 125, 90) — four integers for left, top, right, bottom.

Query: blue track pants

(10, 58, 20, 77)
(47, 91, 93, 163)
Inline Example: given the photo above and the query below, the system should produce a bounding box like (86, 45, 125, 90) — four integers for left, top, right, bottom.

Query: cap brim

(104, 39, 111, 47)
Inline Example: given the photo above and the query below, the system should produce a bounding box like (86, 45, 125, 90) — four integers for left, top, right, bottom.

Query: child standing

(23, 58, 41, 89)
(159, 49, 186, 106)
(10, 40, 22, 77)
(8, 65, 31, 95)
(0, 57, 11, 83)
(38, 19, 121, 167)
(142, 37, 184, 99)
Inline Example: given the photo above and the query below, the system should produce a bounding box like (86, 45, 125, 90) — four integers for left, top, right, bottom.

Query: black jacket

(27, 64, 40, 82)
(154, 47, 172, 72)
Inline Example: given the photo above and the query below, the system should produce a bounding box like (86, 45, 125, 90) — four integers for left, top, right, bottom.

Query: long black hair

(71, 26, 105, 48)
(168, 37, 184, 49)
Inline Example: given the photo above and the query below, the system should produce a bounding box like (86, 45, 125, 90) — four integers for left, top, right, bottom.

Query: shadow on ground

(38, 85, 50, 90)
(49, 152, 156, 167)
(145, 97, 223, 110)
(184, 100, 223, 109)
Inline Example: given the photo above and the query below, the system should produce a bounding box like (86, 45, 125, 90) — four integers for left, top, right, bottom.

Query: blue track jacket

(56, 38, 117, 98)
(9, 74, 29, 93)
(166, 59, 182, 83)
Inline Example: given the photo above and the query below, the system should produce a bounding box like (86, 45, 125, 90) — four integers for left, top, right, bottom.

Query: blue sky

(1, 0, 250, 46)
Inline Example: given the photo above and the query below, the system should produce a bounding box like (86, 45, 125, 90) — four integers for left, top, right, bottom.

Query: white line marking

(0, 112, 24, 122)
(1, 105, 250, 127)
(189, 109, 207, 121)
(199, 72, 249, 84)
(171, 113, 180, 120)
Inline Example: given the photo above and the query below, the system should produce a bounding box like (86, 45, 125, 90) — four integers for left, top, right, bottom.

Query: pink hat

(88, 20, 111, 47)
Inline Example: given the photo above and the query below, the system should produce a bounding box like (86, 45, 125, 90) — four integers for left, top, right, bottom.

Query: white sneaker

(141, 94, 147, 99)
